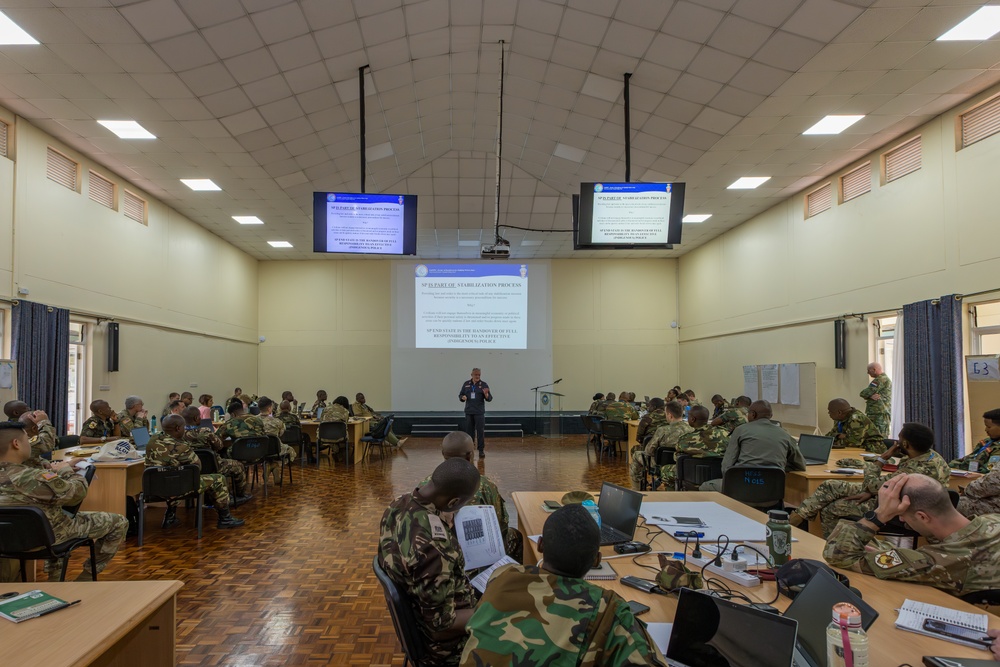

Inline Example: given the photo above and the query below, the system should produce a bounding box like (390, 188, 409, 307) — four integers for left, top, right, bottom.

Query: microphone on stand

(555, 378, 563, 383)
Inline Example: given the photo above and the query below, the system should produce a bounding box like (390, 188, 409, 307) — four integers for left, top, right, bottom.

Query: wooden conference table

(52, 449, 144, 516)
(297, 417, 371, 464)
(512, 491, 995, 665)
(0, 580, 182, 667)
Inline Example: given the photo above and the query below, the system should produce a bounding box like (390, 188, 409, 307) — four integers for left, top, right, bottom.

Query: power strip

(685, 552, 761, 587)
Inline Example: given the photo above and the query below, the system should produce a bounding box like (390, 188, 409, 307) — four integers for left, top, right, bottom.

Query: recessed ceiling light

(97, 120, 156, 139)
(268, 241, 293, 248)
(581, 73, 622, 102)
(181, 178, 221, 191)
(232, 216, 264, 225)
(938, 6, 1000, 41)
(554, 143, 587, 163)
(457, 240, 481, 247)
(367, 142, 394, 161)
(728, 177, 771, 189)
(521, 239, 543, 246)
(0, 11, 39, 45)
(803, 115, 864, 135)
(683, 214, 712, 223)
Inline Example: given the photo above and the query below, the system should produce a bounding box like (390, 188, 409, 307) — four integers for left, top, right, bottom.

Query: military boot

(216, 508, 245, 529)
(161, 505, 179, 528)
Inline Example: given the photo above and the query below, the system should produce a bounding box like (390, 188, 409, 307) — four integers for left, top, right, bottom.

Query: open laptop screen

(598, 482, 643, 538)
(130, 427, 150, 448)
(798, 434, 834, 462)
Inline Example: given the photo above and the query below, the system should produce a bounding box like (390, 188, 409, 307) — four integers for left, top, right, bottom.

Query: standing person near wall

(459, 368, 492, 459)
(860, 362, 892, 438)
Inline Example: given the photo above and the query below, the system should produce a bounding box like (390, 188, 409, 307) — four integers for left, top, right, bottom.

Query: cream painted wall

(678, 83, 1000, 435)
(3, 114, 260, 421)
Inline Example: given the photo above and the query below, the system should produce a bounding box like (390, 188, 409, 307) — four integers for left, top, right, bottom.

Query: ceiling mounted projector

(481, 238, 510, 259)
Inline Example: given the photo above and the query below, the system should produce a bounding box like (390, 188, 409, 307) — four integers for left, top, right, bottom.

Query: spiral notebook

(584, 561, 617, 581)
(895, 599, 990, 649)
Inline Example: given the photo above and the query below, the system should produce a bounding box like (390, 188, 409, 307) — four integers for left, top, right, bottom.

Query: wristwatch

(101, 436, 107, 443)
(862, 510, 886, 529)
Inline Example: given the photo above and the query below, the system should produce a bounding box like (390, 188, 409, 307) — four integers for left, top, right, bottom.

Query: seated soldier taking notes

(950, 409, 1000, 472)
(825, 398, 885, 453)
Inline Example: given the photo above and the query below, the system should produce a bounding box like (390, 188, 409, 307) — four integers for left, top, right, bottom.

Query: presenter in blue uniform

(459, 367, 492, 458)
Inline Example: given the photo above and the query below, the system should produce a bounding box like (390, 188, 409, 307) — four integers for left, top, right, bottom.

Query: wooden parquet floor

(83, 435, 630, 666)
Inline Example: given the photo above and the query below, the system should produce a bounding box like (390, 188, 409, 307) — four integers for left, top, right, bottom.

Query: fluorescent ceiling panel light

(728, 176, 771, 189)
(520, 239, 543, 246)
(268, 241, 293, 248)
(233, 216, 264, 225)
(181, 178, 221, 191)
(0, 11, 39, 44)
(97, 120, 156, 139)
(554, 143, 586, 162)
(803, 115, 864, 135)
(938, 6, 1000, 41)
(457, 240, 481, 246)
(581, 73, 622, 102)
(367, 141, 394, 160)
(682, 214, 712, 223)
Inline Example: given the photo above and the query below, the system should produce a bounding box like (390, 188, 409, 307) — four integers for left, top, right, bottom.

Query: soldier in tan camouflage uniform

(318, 395, 351, 456)
(711, 395, 750, 434)
(379, 458, 481, 666)
(117, 395, 150, 441)
(258, 397, 295, 483)
(629, 401, 692, 490)
(181, 407, 251, 505)
(791, 423, 950, 536)
(460, 504, 662, 666)
(587, 393, 604, 415)
(860, 363, 892, 438)
(825, 473, 1000, 596)
(146, 415, 245, 529)
(79, 400, 122, 445)
(825, 398, 886, 453)
(311, 389, 328, 415)
(0, 421, 128, 580)
(634, 398, 668, 445)
(18, 409, 57, 465)
(353, 393, 406, 448)
(593, 392, 615, 418)
(951, 409, 1000, 472)
(661, 406, 729, 490)
(684, 389, 703, 408)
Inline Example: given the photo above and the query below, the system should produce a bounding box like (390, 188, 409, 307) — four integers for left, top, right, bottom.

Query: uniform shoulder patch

(41, 471, 58, 480)
(426, 514, 448, 541)
(874, 549, 903, 569)
(87, 421, 97, 429)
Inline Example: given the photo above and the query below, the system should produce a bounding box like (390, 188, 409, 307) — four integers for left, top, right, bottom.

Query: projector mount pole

(624, 72, 632, 182)
(359, 64, 369, 193)
(493, 40, 504, 247)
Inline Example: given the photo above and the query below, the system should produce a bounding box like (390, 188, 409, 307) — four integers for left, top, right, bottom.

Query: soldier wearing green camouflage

(379, 458, 481, 666)
(17, 409, 57, 466)
(951, 409, 1000, 472)
(661, 406, 729, 490)
(792, 423, 950, 536)
(353, 393, 404, 447)
(711, 396, 750, 434)
(318, 396, 351, 455)
(180, 407, 250, 502)
(258, 397, 295, 483)
(0, 421, 128, 580)
(147, 415, 245, 529)
(593, 392, 616, 418)
(824, 473, 1000, 595)
(311, 390, 328, 415)
(860, 363, 892, 438)
(684, 390, 703, 408)
(277, 403, 301, 430)
(460, 504, 662, 666)
(118, 395, 150, 440)
(825, 398, 886, 453)
(604, 397, 639, 422)
(710, 394, 730, 420)
(635, 398, 669, 444)
(79, 400, 122, 444)
(587, 393, 605, 415)
(629, 401, 691, 490)
(217, 400, 267, 444)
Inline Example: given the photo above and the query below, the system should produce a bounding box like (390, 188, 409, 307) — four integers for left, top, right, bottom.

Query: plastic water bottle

(765, 510, 791, 565)
(150, 415, 157, 434)
(826, 603, 870, 667)
(581, 500, 602, 530)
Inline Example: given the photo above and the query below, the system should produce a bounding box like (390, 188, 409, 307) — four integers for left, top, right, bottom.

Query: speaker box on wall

(834, 319, 846, 369)
(107, 322, 120, 372)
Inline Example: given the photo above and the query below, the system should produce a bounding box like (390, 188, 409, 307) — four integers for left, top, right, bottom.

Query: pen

(23, 599, 80, 620)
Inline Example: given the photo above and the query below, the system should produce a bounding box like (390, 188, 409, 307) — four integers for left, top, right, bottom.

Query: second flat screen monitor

(313, 192, 418, 255)
(575, 182, 685, 249)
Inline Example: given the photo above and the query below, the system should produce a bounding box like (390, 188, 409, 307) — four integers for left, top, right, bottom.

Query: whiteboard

(0, 359, 17, 409)
(740, 362, 817, 433)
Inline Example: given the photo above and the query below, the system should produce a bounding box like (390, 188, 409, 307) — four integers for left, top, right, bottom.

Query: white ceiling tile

(269, 34, 323, 70)
(99, 43, 171, 73)
(202, 18, 265, 60)
(119, 0, 196, 43)
(359, 8, 406, 46)
(663, 2, 725, 43)
(220, 108, 267, 135)
(177, 0, 245, 29)
(224, 48, 280, 85)
(250, 2, 310, 44)
(151, 32, 218, 72)
(687, 47, 746, 84)
(783, 0, 865, 43)
(559, 8, 610, 45)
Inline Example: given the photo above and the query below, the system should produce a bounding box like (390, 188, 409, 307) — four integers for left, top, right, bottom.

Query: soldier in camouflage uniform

(593, 392, 615, 418)
(629, 401, 691, 490)
(711, 396, 750, 434)
(18, 409, 57, 465)
(117, 395, 150, 441)
(146, 415, 245, 529)
(258, 397, 295, 483)
(79, 399, 122, 445)
(379, 458, 482, 666)
(217, 399, 267, 444)
(710, 394, 730, 420)
(825, 473, 1000, 596)
(826, 398, 886, 453)
(950, 409, 1000, 472)
(957, 468, 1000, 518)
(634, 398, 669, 445)
(792, 423, 950, 536)
(587, 393, 605, 415)
(311, 389, 328, 415)
(460, 504, 662, 666)
(0, 421, 128, 580)
(181, 407, 251, 505)
(353, 393, 405, 447)
(661, 406, 729, 490)
(604, 396, 639, 422)
(684, 390, 703, 408)
(318, 395, 351, 456)
(860, 362, 892, 438)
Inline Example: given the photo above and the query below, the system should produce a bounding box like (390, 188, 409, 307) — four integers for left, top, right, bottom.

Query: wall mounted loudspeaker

(834, 319, 846, 369)
(107, 323, 120, 372)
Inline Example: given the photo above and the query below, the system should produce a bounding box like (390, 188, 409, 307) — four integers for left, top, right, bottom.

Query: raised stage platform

(388, 412, 587, 438)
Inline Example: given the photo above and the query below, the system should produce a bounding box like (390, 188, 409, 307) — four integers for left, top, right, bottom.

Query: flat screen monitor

(574, 182, 684, 249)
(313, 192, 417, 255)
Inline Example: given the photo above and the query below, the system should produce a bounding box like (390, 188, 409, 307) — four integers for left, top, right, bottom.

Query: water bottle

(581, 500, 601, 530)
(826, 603, 870, 667)
(150, 415, 157, 434)
(765, 510, 791, 565)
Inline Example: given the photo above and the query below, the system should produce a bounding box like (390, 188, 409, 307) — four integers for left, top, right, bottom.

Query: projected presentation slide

(415, 264, 528, 349)
(591, 182, 673, 244)
(322, 193, 407, 254)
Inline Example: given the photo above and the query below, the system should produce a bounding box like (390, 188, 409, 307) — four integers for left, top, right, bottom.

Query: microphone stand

(530, 380, 560, 436)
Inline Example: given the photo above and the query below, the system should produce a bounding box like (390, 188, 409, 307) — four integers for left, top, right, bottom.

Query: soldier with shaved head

(826, 398, 885, 453)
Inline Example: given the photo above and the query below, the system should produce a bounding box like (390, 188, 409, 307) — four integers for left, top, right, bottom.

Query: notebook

(0, 590, 70, 623)
(583, 561, 617, 581)
(895, 599, 990, 650)
(666, 588, 798, 667)
(130, 427, 150, 448)
(798, 434, 834, 465)
(597, 482, 643, 546)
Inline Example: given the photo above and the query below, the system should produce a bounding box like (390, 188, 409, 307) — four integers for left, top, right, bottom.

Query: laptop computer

(130, 427, 150, 448)
(666, 588, 798, 667)
(597, 482, 643, 546)
(783, 568, 878, 667)
(315, 406, 324, 420)
(798, 434, 835, 466)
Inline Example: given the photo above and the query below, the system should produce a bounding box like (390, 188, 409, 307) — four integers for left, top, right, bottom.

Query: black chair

(960, 589, 1000, 608)
(598, 420, 628, 462)
(64, 465, 98, 517)
(317, 421, 348, 466)
(646, 446, 676, 491)
(585, 415, 604, 454)
(722, 465, 786, 511)
(230, 436, 272, 498)
(280, 424, 305, 467)
(675, 454, 724, 491)
(0, 507, 98, 582)
(362, 417, 394, 461)
(266, 435, 293, 486)
(372, 556, 427, 667)
(137, 465, 203, 547)
(194, 448, 235, 498)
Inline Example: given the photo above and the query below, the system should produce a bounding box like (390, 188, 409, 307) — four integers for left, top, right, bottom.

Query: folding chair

(280, 424, 305, 467)
(266, 435, 293, 486)
(373, 556, 428, 667)
(722, 465, 785, 511)
(229, 436, 272, 498)
(317, 422, 348, 466)
(137, 465, 203, 547)
(675, 454, 723, 491)
(598, 420, 628, 462)
(0, 507, 98, 582)
(362, 417, 394, 461)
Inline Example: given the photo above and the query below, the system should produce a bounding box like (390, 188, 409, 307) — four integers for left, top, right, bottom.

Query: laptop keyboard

(600, 525, 626, 544)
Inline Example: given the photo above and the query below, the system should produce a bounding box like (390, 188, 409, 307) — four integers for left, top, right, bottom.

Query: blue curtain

(11, 300, 70, 436)
(902, 295, 964, 460)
